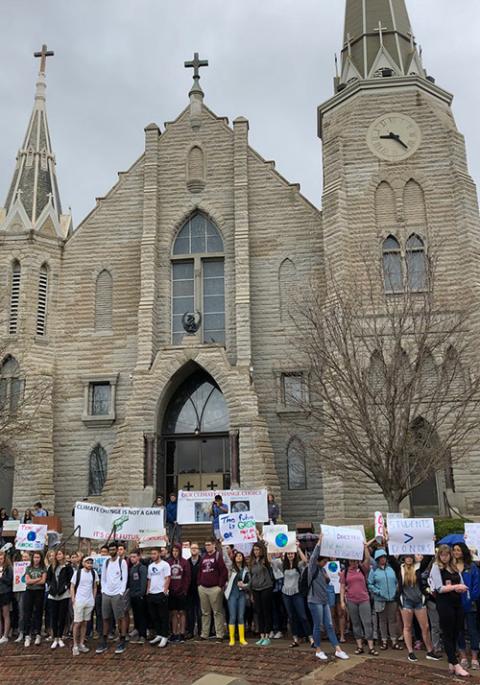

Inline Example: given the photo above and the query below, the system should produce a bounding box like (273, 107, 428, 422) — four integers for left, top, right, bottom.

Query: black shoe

(408, 652, 418, 663)
(95, 640, 108, 654)
(115, 640, 126, 654)
(215, 637, 223, 643)
(426, 651, 441, 661)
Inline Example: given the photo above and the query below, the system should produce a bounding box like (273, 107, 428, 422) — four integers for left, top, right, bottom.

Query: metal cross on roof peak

(184, 52, 208, 80)
(34, 44, 54, 74)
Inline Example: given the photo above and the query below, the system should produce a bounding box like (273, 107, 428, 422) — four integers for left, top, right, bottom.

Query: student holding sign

(224, 548, 250, 646)
(23, 551, 47, 647)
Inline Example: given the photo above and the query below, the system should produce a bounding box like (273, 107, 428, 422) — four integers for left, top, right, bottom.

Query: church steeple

(2, 44, 71, 237)
(339, 0, 427, 89)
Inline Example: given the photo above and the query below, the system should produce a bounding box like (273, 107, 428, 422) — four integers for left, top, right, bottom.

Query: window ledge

(82, 414, 115, 428)
(276, 405, 307, 415)
(35, 335, 49, 345)
(92, 330, 114, 336)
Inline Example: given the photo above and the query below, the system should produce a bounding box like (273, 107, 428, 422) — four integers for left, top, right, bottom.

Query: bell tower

(317, 0, 480, 519)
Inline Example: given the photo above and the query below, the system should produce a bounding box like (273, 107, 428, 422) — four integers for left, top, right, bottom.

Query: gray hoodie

(307, 544, 329, 604)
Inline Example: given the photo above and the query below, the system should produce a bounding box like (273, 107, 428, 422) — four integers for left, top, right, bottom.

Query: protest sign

(263, 524, 288, 544)
(2, 520, 20, 533)
(15, 523, 47, 551)
(465, 523, 480, 553)
(219, 511, 257, 546)
(177, 489, 268, 525)
(265, 531, 297, 554)
(182, 542, 192, 560)
(387, 518, 434, 555)
(235, 542, 254, 557)
(320, 524, 365, 560)
(92, 556, 107, 578)
(326, 560, 341, 593)
(74, 502, 165, 540)
(13, 561, 29, 592)
(374, 512, 385, 543)
(386, 512, 404, 524)
(138, 532, 168, 549)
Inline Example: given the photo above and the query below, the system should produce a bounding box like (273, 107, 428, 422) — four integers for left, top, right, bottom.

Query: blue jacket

(368, 564, 398, 602)
(166, 501, 177, 524)
(459, 563, 480, 613)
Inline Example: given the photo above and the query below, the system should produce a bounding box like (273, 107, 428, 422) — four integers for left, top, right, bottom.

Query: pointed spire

(3, 44, 71, 237)
(338, 0, 427, 89)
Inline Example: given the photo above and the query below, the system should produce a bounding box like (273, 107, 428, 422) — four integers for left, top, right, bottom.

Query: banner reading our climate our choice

(74, 502, 165, 540)
(177, 489, 268, 525)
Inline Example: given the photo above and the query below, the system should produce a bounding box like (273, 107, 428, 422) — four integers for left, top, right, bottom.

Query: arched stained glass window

(173, 214, 223, 255)
(406, 233, 427, 291)
(287, 437, 307, 490)
(164, 371, 229, 434)
(382, 235, 403, 293)
(88, 444, 108, 495)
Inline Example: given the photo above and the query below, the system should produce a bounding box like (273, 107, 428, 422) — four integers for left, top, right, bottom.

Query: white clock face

(367, 113, 421, 162)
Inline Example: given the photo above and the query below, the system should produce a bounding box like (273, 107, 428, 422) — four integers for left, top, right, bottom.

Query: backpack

(75, 568, 96, 593)
(299, 565, 319, 597)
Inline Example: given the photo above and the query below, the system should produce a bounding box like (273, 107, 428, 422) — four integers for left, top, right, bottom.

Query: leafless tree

(291, 249, 480, 512)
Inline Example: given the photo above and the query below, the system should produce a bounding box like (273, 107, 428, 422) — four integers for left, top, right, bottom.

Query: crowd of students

(0, 530, 479, 678)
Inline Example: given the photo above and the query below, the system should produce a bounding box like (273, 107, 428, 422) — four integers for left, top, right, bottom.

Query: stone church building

(1, 0, 479, 531)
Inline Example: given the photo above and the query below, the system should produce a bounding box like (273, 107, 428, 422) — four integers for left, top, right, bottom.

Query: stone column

(233, 117, 252, 366)
(229, 430, 240, 487)
(144, 433, 155, 488)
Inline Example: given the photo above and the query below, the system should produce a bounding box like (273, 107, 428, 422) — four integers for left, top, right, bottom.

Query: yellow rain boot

(229, 624, 236, 646)
(238, 624, 248, 646)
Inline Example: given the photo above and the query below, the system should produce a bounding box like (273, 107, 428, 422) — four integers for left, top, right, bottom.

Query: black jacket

(46, 564, 73, 597)
(0, 565, 13, 594)
(188, 557, 201, 596)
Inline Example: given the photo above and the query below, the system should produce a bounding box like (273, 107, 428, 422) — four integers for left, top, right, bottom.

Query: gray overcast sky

(1, 0, 479, 225)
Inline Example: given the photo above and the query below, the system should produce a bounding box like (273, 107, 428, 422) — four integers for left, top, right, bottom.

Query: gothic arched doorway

(409, 417, 445, 516)
(158, 371, 230, 494)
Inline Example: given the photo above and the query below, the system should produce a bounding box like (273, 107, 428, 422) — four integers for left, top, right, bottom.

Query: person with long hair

(390, 554, 440, 663)
(0, 550, 13, 643)
(281, 543, 313, 647)
(452, 542, 480, 670)
(14, 550, 31, 643)
(308, 536, 349, 662)
(23, 551, 47, 647)
(10, 508, 19, 521)
(46, 548, 73, 649)
(429, 544, 469, 678)
(167, 543, 191, 642)
(23, 509, 33, 524)
(249, 541, 274, 646)
(340, 543, 378, 656)
(225, 548, 250, 646)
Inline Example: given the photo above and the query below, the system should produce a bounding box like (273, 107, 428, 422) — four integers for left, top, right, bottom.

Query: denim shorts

(402, 598, 424, 611)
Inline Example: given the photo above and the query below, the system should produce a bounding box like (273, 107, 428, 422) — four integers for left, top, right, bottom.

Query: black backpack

(299, 565, 319, 597)
(75, 568, 96, 593)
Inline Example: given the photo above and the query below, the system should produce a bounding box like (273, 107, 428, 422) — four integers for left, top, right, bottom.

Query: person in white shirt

(147, 548, 171, 648)
(95, 542, 129, 655)
(70, 556, 99, 656)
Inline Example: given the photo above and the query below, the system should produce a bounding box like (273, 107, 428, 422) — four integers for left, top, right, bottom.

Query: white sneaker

(24, 636, 31, 648)
(273, 631, 283, 639)
(0, 635, 8, 645)
(149, 635, 161, 645)
(57, 639, 65, 648)
(335, 649, 350, 660)
(316, 651, 328, 661)
(34, 635, 41, 646)
(14, 633, 24, 643)
(72, 645, 80, 656)
(79, 644, 90, 653)
(268, 631, 275, 639)
(129, 629, 139, 639)
(159, 637, 168, 648)
(51, 639, 58, 650)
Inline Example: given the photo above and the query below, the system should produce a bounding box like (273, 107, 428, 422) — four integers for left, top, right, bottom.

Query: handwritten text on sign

(387, 518, 434, 555)
(219, 511, 257, 546)
(320, 524, 365, 560)
(13, 561, 29, 592)
(15, 524, 48, 551)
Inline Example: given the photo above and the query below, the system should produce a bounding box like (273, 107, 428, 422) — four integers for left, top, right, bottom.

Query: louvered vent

(36, 265, 49, 336)
(95, 270, 113, 331)
(9, 262, 21, 335)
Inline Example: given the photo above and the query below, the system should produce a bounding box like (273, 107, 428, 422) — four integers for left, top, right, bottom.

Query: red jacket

(197, 551, 228, 589)
(168, 552, 191, 596)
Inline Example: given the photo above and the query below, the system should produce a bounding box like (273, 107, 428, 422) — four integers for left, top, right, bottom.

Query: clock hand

(379, 132, 409, 150)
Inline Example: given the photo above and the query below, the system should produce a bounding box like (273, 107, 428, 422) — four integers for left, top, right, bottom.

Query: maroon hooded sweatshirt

(197, 549, 228, 589)
(167, 545, 191, 596)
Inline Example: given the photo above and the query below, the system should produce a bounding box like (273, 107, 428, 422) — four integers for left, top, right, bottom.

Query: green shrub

(434, 517, 470, 541)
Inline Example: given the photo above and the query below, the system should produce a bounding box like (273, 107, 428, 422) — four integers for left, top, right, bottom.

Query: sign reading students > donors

(15, 523, 47, 551)
(320, 524, 365, 560)
(219, 511, 257, 546)
(387, 517, 435, 555)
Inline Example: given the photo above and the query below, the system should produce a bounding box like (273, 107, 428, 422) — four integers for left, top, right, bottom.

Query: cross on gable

(34, 44, 54, 74)
(184, 52, 208, 80)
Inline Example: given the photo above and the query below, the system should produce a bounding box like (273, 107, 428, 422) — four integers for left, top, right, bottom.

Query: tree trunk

(386, 495, 401, 512)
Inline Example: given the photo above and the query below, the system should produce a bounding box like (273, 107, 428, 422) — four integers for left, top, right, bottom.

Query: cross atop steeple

(185, 52, 208, 81)
(34, 44, 54, 75)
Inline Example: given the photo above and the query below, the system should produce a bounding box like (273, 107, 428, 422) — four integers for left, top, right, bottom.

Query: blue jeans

(308, 601, 339, 649)
(283, 593, 311, 638)
(458, 610, 480, 652)
(227, 590, 246, 625)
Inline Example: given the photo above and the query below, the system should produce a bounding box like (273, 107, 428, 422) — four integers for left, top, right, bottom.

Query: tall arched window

(279, 258, 297, 323)
(406, 234, 427, 291)
(9, 261, 21, 334)
(382, 235, 403, 293)
(88, 444, 108, 495)
(171, 213, 225, 344)
(287, 437, 307, 490)
(36, 264, 49, 336)
(95, 270, 113, 331)
(0, 356, 23, 415)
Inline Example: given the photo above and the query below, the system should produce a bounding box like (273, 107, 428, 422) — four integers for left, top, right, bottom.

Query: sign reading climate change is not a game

(74, 502, 165, 540)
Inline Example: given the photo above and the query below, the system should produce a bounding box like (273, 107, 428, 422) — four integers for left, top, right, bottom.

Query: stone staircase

(177, 524, 212, 546)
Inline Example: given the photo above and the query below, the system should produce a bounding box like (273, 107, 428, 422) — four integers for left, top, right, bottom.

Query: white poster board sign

(13, 561, 29, 592)
(465, 523, 480, 553)
(387, 518, 435, 555)
(263, 524, 288, 545)
(219, 511, 257, 546)
(177, 489, 268, 525)
(320, 524, 365, 560)
(265, 531, 297, 554)
(374, 511, 385, 543)
(74, 502, 165, 540)
(15, 524, 47, 551)
(2, 520, 20, 533)
(326, 560, 341, 593)
(386, 512, 404, 525)
(138, 532, 168, 548)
